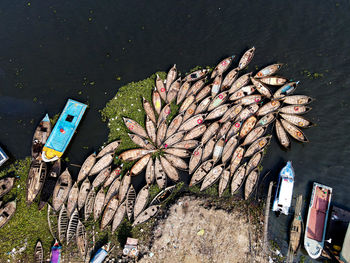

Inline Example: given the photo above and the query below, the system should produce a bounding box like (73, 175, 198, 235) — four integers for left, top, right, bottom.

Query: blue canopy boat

(42, 99, 87, 162)
(0, 146, 9, 167)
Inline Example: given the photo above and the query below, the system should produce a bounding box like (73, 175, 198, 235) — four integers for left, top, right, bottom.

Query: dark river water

(1, 0, 350, 261)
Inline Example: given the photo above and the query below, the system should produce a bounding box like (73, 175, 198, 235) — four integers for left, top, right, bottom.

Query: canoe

(244, 168, 259, 200)
(254, 64, 283, 78)
(275, 119, 291, 149)
(89, 153, 113, 176)
(238, 47, 255, 70)
(211, 74, 223, 97)
(77, 153, 96, 183)
(221, 134, 239, 164)
(0, 177, 14, 198)
(289, 195, 303, 254)
(164, 153, 188, 170)
(167, 78, 181, 104)
(112, 201, 126, 233)
(235, 104, 259, 122)
(183, 124, 207, 140)
(42, 99, 87, 162)
(179, 95, 195, 113)
(195, 96, 211, 114)
(76, 220, 87, 257)
(207, 91, 228, 111)
(172, 140, 199, 150)
(182, 102, 197, 122)
(239, 116, 257, 139)
(241, 126, 267, 146)
(123, 117, 148, 138)
(260, 76, 287, 86)
(145, 116, 157, 143)
(152, 89, 162, 115)
(195, 84, 211, 102)
(160, 156, 180, 182)
(304, 183, 332, 259)
(34, 240, 44, 263)
(201, 122, 220, 144)
(273, 81, 299, 99)
(205, 104, 230, 121)
(104, 165, 122, 188)
(202, 135, 217, 162)
(142, 97, 157, 124)
(222, 68, 239, 90)
(163, 148, 191, 158)
(244, 135, 272, 157)
(281, 95, 314, 105)
(155, 157, 167, 189)
(104, 176, 121, 207)
(130, 154, 151, 176)
(52, 168, 72, 211)
(184, 69, 210, 82)
(39, 159, 61, 210)
(92, 166, 111, 188)
(212, 136, 225, 164)
(218, 168, 231, 197)
(128, 133, 155, 150)
(255, 112, 277, 128)
(126, 185, 136, 221)
(49, 240, 62, 263)
(230, 146, 245, 175)
(279, 105, 312, 115)
(119, 149, 154, 162)
(58, 205, 69, 242)
(229, 85, 256, 101)
(189, 159, 214, 186)
(157, 104, 171, 127)
(219, 104, 243, 123)
(211, 56, 235, 78)
(231, 163, 247, 194)
(0, 201, 16, 229)
(156, 74, 167, 102)
(84, 188, 95, 220)
(101, 195, 119, 229)
(67, 208, 79, 244)
(118, 172, 131, 202)
(145, 158, 155, 185)
(226, 121, 242, 139)
(246, 150, 263, 175)
(250, 77, 272, 98)
(166, 114, 184, 139)
(279, 113, 314, 128)
(67, 182, 78, 217)
(166, 64, 177, 91)
(256, 100, 281, 116)
(132, 205, 160, 226)
(78, 177, 91, 210)
(178, 114, 205, 132)
(233, 94, 262, 105)
(163, 131, 185, 148)
(96, 140, 121, 158)
(177, 81, 191, 105)
(280, 119, 309, 143)
(134, 185, 150, 219)
(94, 187, 106, 221)
(189, 144, 203, 174)
(229, 72, 252, 94)
(32, 114, 51, 160)
(200, 164, 224, 191)
(27, 159, 47, 205)
(151, 185, 177, 206)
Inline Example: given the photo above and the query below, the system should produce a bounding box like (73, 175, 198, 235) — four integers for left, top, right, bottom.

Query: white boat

(272, 161, 294, 215)
(0, 146, 9, 167)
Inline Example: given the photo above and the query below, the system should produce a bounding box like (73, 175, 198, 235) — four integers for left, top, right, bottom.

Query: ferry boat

(304, 182, 332, 259)
(0, 146, 9, 167)
(272, 161, 295, 215)
(42, 99, 87, 162)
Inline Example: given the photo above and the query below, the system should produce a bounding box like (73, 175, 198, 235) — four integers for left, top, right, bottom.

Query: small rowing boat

(32, 114, 51, 160)
(52, 168, 72, 211)
(0, 201, 16, 229)
(39, 159, 61, 210)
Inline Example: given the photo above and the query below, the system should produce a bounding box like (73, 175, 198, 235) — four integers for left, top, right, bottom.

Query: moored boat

(32, 114, 51, 160)
(0, 177, 15, 198)
(0, 201, 16, 229)
(34, 240, 43, 263)
(26, 159, 47, 205)
(52, 168, 72, 211)
(0, 146, 9, 167)
(289, 195, 303, 255)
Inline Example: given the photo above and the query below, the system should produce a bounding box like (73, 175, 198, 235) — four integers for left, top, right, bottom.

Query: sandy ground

(139, 196, 267, 263)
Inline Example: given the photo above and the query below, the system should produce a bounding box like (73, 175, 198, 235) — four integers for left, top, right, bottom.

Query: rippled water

(1, 1, 350, 261)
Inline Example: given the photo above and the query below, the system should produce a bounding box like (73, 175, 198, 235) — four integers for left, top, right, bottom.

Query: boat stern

(304, 238, 323, 259)
(42, 147, 61, 162)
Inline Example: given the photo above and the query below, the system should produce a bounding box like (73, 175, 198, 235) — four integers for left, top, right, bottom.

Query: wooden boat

(211, 56, 235, 78)
(167, 78, 181, 104)
(152, 88, 162, 115)
(67, 182, 78, 217)
(157, 104, 171, 127)
(218, 168, 231, 197)
(231, 163, 247, 194)
(77, 153, 96, 183)
(230, 146, 245, 175)
(166, 64, 177, 91)
(241, 126, 267, 146)
(94, 187, 105, 221)
(128, 133, 155, 150)
(58, 205, 69, 242)
(84, 188, 95, 220)
(195, 84, 211, 102)
(211, 74, 223, 97)
(282, 95, 314, 105)
(255, 112, 277, 128)
(244, 168, 259, 200)
(183, 124, 207, 140)
(187, 78, 206, 96)
(118, 172, 131, 202)
(222, 68, 239, 90)
(134, 185, 149, 219)
(150, 185, 176, 206)
(96, 140, 121, 158)
(200, 164, 224, 191)
(156, 74, 167, 102)
(67, 208, 79, 244)
(238, 47, 255, 70)
(42, 99, 87, 162)
(145, 116, 157, 144)
(229, 85, 256, 101)
(246, 150, 263, 175)
(123, 117, 148, 138)
(184, 69, 210, 82)
(92, 166, 111, 188)
(177, 81, 191, 105)
(78, 177, 91, 210)
(142, 97, 156, 124)
(244, 135, 272, 158)
(39, 159, 61, 210)
(219, 104, 243, 123)
(163, 131, 185, 148)
(239, 116, 257, 139)
(205, 104, 229, 121)
(34, 240, 44, 263)
(235, 104, 259, 122)
(189, 144, 203, 174)
(212, 136, 225, 164)
(52, 168, 72, 211)
(130, 154, 151, 176)
(202, 136, 217, 162)
(178, 114, 206, 132)
(102, 167, 120, 192)
(155, 157, 167, 189)
(32, 114, 51, 160)
(133, 205, 160, 226)
(76, 220, 87, 257)
(89, 153, 113, 176)
(126, 185, 136, 221)
(0, 201, 16, 229)
(304, 183, 332, 259)
(279, 113, 314, 128)
(164, 148, 191, 158)
(254, 63, 283, 78)
(207, 91, 228, 111)
(260, 76, 287, 86)
(172, 140, 199, 150)
(119, 149, 154, 162)
(190, 160, 214, 186)
(226, 120, 242, 139)
(0, 177, 14, 198)
(179, 94, 195, 113)
(233, 94, 262, 105)
(112, 200, 126, 233)
(183, 102, 197, 122)
(166, 113, 184, 139)
(279, 105, 312, 115)
(201, 122, 220, 144)
(273, 81, 299, 99)
(280, 119, 309, 143)
(195, 97, 211, 114)
(27, 159, 47, 205)
(229, 72, 252, 94)
(221, 135, 239, 164)
(160, 156, 180, 182)
(289, 195, 303, 255)
(256, 100, 281, 116)
(164, 153, 188, 170)
(101, 195, 119, 229)
(49, 240, 61, 263)
(145, 158, 155, 185)
(275, 119, 291, 149)
(47, 205, 58, 239)
(250, 77, 272, 98)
